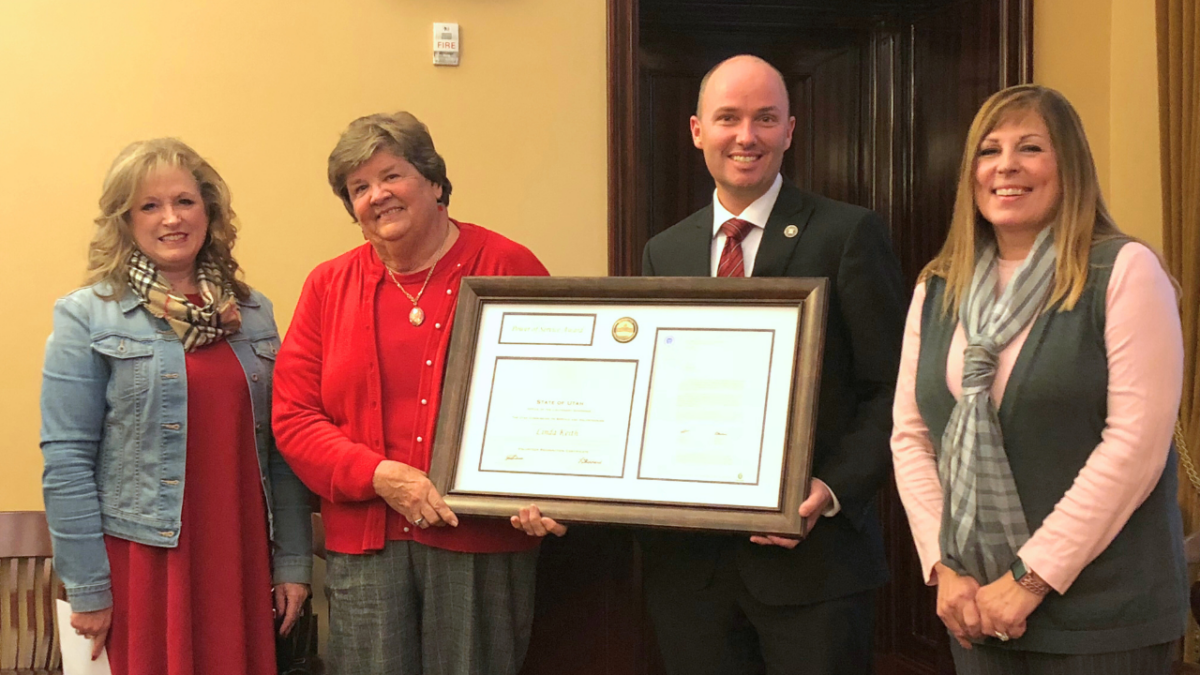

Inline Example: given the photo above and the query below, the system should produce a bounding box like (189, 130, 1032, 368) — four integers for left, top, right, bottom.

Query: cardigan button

(435, 323, 441, 329)
(426, 360, 432, 366)
(417, 437, 423, 443)
(421, 399, 427, 405)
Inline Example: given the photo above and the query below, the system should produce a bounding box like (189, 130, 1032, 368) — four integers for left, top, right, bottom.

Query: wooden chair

(0, 511, 62, 675)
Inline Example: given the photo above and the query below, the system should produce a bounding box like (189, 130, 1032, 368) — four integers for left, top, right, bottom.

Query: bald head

(688, 53, 795, 214)
(696, 55, 789, 118)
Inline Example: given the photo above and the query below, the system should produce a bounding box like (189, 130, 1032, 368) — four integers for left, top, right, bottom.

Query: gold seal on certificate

(429, 276, 829, 537)
(611, 317, 638, 343)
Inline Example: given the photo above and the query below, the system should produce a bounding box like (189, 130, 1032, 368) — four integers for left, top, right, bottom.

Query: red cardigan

(273, 222, 549, 554)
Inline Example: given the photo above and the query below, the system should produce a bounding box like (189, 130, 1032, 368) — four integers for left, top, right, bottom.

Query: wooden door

(522, 2, 1032, 674)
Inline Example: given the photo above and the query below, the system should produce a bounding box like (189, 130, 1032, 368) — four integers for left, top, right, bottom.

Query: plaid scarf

(127, 250, 242, 351)
(938, 226, 1057, 584)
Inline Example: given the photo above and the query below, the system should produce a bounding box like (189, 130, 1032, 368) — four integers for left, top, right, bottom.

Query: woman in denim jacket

(40, 138, 312, 673)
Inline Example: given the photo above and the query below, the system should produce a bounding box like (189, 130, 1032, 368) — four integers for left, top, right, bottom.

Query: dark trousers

(950, 640, 1174, 675)
(645, 547, 875, 675)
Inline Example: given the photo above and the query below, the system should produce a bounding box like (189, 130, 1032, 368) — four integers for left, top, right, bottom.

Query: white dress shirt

(708, 173, 783, 277)
(707, 173, 841, 520)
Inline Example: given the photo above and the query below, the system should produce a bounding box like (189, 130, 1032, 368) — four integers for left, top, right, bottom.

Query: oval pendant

(409, 306, 426, 326)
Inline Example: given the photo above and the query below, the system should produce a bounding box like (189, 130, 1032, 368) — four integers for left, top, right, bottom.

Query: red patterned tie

(716, 218, 755, 277)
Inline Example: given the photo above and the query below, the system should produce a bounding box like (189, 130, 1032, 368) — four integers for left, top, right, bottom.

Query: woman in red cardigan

(272, 111, 552, 675)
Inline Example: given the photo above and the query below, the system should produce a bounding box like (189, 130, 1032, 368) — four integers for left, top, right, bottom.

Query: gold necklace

(387, 263, 437, 326)
(384, 225, 451, 327)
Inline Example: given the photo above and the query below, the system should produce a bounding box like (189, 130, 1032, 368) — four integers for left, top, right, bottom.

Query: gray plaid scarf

(938, 226, 1057, 583)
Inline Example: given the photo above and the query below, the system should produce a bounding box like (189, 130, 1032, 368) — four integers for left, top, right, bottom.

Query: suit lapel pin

(784, 225, 799, 238)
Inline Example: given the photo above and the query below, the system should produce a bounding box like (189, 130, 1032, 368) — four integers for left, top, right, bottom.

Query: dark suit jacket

(640, 181, 906, 606)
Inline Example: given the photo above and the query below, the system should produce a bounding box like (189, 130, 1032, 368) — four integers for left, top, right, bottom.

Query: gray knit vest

(915, 238, 1187, 654)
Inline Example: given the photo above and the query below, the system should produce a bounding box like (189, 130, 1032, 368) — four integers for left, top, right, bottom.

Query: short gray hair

(327, 111, 453, 218)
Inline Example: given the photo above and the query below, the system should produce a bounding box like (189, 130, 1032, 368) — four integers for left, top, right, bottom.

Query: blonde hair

(921, 85, 1126, 313)
(86, 138, 249, 300)
(327, 111, 452, 219)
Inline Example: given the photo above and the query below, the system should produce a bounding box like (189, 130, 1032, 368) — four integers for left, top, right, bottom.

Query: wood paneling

(521, 528, 665, 675)
(594, 2, 1034, 673)
(608, 0, 641, 277)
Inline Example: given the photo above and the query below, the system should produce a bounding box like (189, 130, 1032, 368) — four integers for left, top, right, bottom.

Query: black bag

(276, 597, 321, 675)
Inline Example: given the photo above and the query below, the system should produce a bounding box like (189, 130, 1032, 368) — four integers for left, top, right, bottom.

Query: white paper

(56, 599, 112, 675)
(479, 358, 637, 477)
(498, 312, 596, 345)
(455, 303, 799, 509)
(639, 328, 775, 483)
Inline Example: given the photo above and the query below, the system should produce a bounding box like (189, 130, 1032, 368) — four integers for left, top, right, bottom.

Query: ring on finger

(994, 631, 1010, 642)
(412, 516, 426, 527)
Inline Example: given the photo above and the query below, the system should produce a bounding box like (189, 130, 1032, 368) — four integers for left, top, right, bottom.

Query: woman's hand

(70, 607, 113, 660)
(934, 562, 983, 649)
(510, 504, 568, 538)
(372, 460, 458, 528)
(975, 571, 1044, 642)
(273, 582, 311, 636)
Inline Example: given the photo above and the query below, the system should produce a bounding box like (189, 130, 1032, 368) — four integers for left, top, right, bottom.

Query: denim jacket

(40, 283, 313, 612)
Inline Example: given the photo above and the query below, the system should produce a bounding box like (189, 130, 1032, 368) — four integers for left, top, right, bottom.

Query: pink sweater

(891, 242, 1182, 592)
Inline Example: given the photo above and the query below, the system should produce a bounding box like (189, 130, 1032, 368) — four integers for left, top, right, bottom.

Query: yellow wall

(0, 1, 1167, 512)
(0, 0, 607, 511)
(1035, 0, 1164, 248)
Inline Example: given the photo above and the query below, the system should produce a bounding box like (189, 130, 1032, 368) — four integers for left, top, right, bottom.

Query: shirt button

(426, 360, 433, 366)
(251, 374, 260, 382)
(160, 530, 175, 538)
(421, 399, 427, 405)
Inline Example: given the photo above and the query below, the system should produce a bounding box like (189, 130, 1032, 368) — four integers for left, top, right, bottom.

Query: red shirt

(273, 221, 549, 554)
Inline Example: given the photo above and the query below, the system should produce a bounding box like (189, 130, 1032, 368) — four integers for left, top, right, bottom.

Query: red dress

(104, 338, 276, 675)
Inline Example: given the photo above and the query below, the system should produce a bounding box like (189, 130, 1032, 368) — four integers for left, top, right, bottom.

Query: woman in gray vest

(891, 84, 1186, 674)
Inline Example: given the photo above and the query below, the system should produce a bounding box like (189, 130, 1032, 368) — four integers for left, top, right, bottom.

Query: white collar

(711, 173, 784, 237)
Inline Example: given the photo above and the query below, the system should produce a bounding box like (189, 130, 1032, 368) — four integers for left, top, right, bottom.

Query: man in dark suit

(638, 54, 906, 675)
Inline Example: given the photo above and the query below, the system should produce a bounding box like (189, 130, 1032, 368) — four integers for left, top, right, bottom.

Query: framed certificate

(428, 276, 827, 537)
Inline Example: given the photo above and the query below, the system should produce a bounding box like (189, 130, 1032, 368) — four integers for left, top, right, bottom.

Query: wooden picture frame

(428, 276, 827, 537)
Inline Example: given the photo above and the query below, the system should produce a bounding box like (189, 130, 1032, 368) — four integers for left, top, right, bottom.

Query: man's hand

(934, 562, 983, 649)
(976, 571, 1044, 642)
(510, 504, 568, 538)
(70, 607, 112, 660)
(750, 478, 833, 548)
(372, 460, 458, 528)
